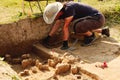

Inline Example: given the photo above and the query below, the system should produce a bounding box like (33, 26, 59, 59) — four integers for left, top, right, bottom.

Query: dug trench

(2, 34, 120, 80)
(1, 32, 102, 80)
(0, 16, 120, 80)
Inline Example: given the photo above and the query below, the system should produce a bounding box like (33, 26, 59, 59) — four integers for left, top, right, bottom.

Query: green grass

(0, 0, 120, 26)
(0, 0, 22, 24)
(81, 0, 120, 26)
(0, 0, 49, 24)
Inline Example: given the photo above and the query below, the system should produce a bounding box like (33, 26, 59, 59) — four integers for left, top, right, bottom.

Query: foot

(102, 27, 110, 37)
(60, 46, 69, 50)
(81, 32, 96, 46)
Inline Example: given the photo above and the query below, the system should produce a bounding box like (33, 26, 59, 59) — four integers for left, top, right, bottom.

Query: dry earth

(0, 1, 120, 79)
(0, 25, 120, 80)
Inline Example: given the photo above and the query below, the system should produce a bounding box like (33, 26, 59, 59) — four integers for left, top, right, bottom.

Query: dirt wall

(0, 16, 51, 56)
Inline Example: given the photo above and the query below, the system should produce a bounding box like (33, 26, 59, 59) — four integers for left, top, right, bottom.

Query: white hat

(43, 2, 63, 24)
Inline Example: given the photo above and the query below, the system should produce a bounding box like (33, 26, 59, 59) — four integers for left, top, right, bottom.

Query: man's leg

(92, 27, 110, 37)
(81, 31, 96, 46)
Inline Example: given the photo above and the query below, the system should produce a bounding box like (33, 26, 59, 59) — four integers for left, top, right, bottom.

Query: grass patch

(81, 0, 120, 26)
(0, 0, 120, 26)
(0, 0, 49, 24)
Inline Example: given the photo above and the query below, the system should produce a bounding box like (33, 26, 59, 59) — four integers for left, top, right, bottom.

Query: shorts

(71, 13, 105, 33)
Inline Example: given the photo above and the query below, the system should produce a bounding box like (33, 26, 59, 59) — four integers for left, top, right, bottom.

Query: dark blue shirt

(58, 1, 99, 20)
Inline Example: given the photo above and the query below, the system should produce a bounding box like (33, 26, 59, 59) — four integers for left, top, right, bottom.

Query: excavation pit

(0, 16, 120, 80)
(2, 51, 101, 80)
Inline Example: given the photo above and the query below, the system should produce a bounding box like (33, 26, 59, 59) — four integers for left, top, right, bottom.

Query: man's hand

(42, 35, 51, 48)
(42, 34, 63, 49)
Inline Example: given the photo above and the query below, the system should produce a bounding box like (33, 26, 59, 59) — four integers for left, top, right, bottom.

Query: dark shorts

(71, 13, 105, 33)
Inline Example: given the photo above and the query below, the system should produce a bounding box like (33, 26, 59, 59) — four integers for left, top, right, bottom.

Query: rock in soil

(20, 69, 30, 76)
(71, 65, 79, 74)
(55, 63, 71, 74)
(21, 54, 31, 59)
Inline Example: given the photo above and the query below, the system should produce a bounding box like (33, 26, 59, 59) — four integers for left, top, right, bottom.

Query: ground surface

(0, 25, 120, 80)
(0, 0, 120, 80)
(0, 26, 120, 80)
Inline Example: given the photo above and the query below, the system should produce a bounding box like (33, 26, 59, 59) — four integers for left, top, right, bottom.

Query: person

(43, 1, 110, 50)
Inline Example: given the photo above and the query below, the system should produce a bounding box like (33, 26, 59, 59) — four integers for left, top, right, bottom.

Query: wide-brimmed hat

(43, 2, 63, 24)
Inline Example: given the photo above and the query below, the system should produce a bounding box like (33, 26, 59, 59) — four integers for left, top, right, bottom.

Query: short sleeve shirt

(58, 1, 99, 21)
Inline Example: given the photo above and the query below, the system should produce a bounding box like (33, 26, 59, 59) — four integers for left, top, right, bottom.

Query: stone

(62, 55, 76, 64)
(31, 66, 38, 73)
(20, 69, 30, 76)
(48, 59, 57, 68)
(71, 65, 79, 74)
(40, 65, 49, 71)
(21, 59, 31, 68)
(35, 59, 40, 67)
(24, 69, 30, 75)
(21, 54, 30, 59)
(55, 63, 71, 74)
(36, 62, 42, 69)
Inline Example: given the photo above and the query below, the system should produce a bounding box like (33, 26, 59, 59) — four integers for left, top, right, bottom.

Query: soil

(0, 0, 120, 79)
(0, 25, 120, 80)
(7, 52, 94, 80)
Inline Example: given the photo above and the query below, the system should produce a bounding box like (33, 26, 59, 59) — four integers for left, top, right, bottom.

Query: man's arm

(63, 16, 73, 41)
(49, 20, 62, 36)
